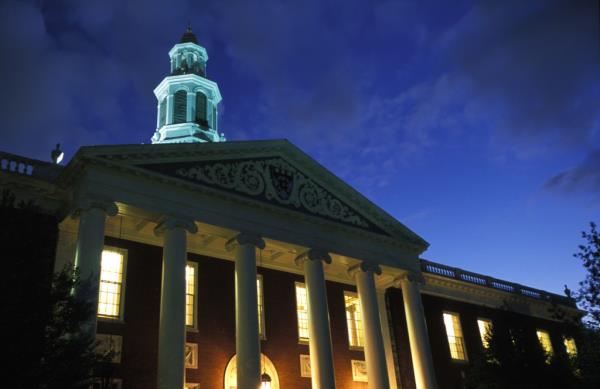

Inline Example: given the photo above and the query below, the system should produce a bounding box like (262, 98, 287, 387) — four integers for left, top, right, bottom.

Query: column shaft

(166, 94, 174, 124)
(233, 239, 262, 389)
(355, 269, 390, 389)
(400, 277, 438, 389)
(73, 206, 108, 336)
(157, 227, 188, 389)
(303, 256, 336, 389)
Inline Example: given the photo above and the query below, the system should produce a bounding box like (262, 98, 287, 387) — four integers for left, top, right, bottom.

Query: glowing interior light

(98, 250, 124, 318)
(536, 330, 554, 362)
(477, 319, 493, 349)
(563, 337, 577, 357)
(443, 312, 467, 361)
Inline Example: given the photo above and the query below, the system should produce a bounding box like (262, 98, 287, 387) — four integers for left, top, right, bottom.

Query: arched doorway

(223, 353, 280, 389)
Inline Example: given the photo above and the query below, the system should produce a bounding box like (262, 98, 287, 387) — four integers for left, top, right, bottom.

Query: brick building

(0, 27, 579, 389)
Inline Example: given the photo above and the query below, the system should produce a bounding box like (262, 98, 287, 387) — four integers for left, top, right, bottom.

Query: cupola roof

(179, 25, 198, 44)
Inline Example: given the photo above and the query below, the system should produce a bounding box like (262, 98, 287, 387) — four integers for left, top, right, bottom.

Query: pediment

(69, 140, 428, 249)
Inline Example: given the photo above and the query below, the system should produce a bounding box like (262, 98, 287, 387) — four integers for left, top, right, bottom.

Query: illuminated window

(295, 283, 309, 341)
(344, 292, 364, 348)
(185, 262, 198, 328)
(257, 275, 266, 339)
(536, 330, 554, 362)
(98, 249, 126, 319)
(477, 318, 493, 349)
(563, 337, 577, 357)
(443, 312, 468, 361)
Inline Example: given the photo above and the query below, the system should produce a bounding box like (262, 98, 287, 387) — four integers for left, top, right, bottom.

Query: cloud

(443, 0, 600, 153)
(545, 150, 600, 194)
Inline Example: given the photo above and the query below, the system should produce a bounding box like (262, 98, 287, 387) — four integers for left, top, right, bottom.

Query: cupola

(151, 26, 225, 144)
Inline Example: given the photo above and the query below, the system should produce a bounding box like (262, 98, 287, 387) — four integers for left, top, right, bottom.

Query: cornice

(422, 274, 580, 321)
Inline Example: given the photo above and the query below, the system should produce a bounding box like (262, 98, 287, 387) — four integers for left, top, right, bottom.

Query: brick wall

(100, 237, 370, 389)
(386, 288, 577, 389)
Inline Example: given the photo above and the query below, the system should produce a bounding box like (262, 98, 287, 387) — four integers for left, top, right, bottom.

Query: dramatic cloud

(0, 0, 598, 196)
(545, 150, 600, 195)
(445, 0, 599, 151)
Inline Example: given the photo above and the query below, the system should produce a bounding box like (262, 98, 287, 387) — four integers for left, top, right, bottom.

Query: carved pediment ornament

(169, 157, 382, 233)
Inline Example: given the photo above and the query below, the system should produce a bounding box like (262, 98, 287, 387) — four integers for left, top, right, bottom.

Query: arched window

(195, 92, 207, 125)
(223, 353, 279, 389)
(158, 98, 167, 128)
(173, 90, 187, 124)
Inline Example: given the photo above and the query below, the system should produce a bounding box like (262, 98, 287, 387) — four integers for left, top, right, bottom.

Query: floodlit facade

(0, 28, 581, 389)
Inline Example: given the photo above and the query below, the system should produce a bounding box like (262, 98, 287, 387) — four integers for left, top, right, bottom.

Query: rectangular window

(96, 333, 123, 363)
(295, 283, 309, 341)
(563, 337, 577, 357)
(98, 248, 126, 319)
(186, 262, 198, 328)
(443, 312, 468, 361)
(477, 318, 493, 349)
(344, 292, 365, 348)
(257, 275, 266, 339)
(536, 330, 554, 361)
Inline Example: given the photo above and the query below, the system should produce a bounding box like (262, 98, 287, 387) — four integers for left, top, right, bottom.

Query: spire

(180, 24, 198, 44)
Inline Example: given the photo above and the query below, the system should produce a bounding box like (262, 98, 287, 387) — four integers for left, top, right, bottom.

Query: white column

(377, 290, 399, 389)
(226, 233, 265, 389)
(73, 199, 118, 336)
(155, 217, 198, 389)
(295, 250, 336, 389)
(395, 274, 438, 389)
(166, 94, 174, 124)
(156, 103, 161, 129)
(349, 262, 390, 389)
(187, 92, 195, 122)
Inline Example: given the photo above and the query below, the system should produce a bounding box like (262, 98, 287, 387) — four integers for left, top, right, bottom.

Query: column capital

(154, 215, 198, 236)
(348, 261, 382, 278)
(72, 198, 118, 217)
(393, 271, 425, 287)
(225, 232, 265, 251)
(294, 249, 332, 267)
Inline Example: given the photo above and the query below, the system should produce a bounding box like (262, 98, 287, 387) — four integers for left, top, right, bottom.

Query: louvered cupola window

(195, 92, 207, 125)
(158, 98, 167, 128)
(173, 90, 187, 124)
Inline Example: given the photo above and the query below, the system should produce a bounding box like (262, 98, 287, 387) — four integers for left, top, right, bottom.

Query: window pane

(98, 250, 124, 318)
(295, 283, 309, 341)
(536, 330, 553, 361)
(563, 337, 577, 357)
(344, 292, 364, 348)
(477, 319, 493, 349)
(443, 312, 467, 361)
(257, 276, 265, 338)
(186, 263, 196, 327)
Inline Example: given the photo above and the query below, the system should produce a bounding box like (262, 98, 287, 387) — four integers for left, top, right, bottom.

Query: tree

(574, 222, 600, 328)
(465, 311, 579, 389)
(1, 191, 113, 388)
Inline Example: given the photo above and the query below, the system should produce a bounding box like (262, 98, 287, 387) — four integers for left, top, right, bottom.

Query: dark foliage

(574, 222, 600, 329)
(465, 313, 579, 389)
(1, 193, 113, 389)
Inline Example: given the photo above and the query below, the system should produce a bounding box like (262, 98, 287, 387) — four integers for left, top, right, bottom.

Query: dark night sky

(1, 0, 599, 294)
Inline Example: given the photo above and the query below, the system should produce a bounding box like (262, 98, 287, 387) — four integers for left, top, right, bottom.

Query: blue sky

(1, 0, 598, 294)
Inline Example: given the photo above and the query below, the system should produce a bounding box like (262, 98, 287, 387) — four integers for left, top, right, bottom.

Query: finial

(51, 143, 64, 164)
(186, 22, 192, 33)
